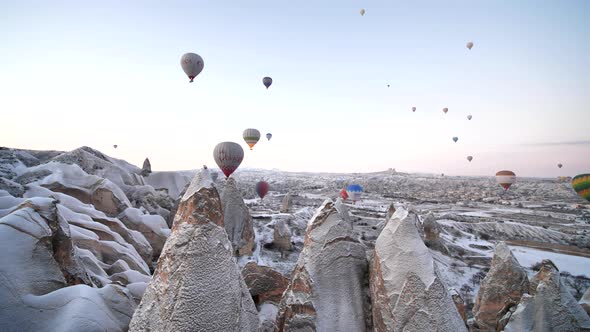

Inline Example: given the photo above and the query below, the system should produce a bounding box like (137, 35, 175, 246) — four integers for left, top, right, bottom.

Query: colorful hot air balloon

(113, 145, 118, 149)
(572, 174, 590, 202)
(243, 128, 261, 150)
(360, 9, 366, 16)
(180, 53, 204, 83)
(453, 137, 458, 143)
(466, 41, 474, 50)
(412, 107, 416, 112)
(340, 188, 349, 200)
(256, 181, 270, 199)
(263, 77, 272, 89)
(213, 142, 244, 178)
(266, 133, 272, 141)
(496, 170, 516, 191)
(346, 184, 363, 203)
(443, 108, 448, 114)
(467, 115, 472, 120)
(467, 156, 473, 162)
(557, 163, 563, 169)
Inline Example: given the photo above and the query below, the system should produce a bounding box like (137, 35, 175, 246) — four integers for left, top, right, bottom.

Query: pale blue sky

(1, 0, 588, 177)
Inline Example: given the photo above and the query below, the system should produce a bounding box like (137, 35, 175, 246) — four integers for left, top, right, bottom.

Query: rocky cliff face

(220, 177, 255, 256)
(504, 260, 590, 332)
(370, 208, 467, 332)
(129, 169, 258, 332)
(280, 193, 292, 213)
(276, 199, 369, 331)
(472, 241, 529, 331)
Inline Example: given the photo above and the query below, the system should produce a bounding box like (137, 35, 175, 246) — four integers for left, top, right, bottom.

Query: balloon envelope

(263, 77, 272, 89)
(443, 108, 448, 114)
(412, 107, 416, 112)
(453, 137, 458, 143)
(213, 142, 244, 178)
(467, 115, 472, 120)
(467, 156, 473, 162)
(243, 128, 261, 150)
(266, 133, 272, 141)
(340, 188, 349, 200)
(346, 184, 363, 202)
(572, 174, 590, 202)
(113, 145, 118, 149)
(466, 41, 474, 50)
(496, 170, 516, 191)
(180, 53, 204, 82)
(256, 181, 270, 199)
(360, 9, 365, 16)
(557, 163, 563, 168)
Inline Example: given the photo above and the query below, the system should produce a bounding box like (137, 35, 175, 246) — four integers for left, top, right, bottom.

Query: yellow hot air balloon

(243, 128, 261, 150)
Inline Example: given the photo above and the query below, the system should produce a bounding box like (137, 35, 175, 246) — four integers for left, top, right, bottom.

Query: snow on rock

(370, 207, 467, 332)
(0, 197, 137, 331)
(276, 199, 369, 331)
(504, 260, 590, 332)
(118, 207, 170, 260)
(144, 170, 195, 199)
(220, 176, 255, 256)
(580, 287, 590, 315)
(472, 241, 529, 331)
(129, 171, 259, 332)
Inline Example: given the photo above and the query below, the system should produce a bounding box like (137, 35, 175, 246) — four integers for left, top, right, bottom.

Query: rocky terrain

(1, 146, 589, 331)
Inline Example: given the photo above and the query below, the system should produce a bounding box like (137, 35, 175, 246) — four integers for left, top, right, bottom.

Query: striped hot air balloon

(256, 181, 270, 199)
(496, 170, 516, 191)
(346, 184, 363, 203)
(572, 174, 590, 202)
(213, 142, 244, 178)
(340, 188, 349, 200)
(243, 128, 261, 150)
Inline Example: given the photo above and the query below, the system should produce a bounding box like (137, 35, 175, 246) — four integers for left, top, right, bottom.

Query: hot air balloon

(340, 188, 349, 200)
(443, 108, 448, 114)
(412, 107, 416, 112)
(243, 128, 261, 150)
(266, 133, 272, 141)
(256, 181, 270, 199)
(466, 41, 474, 50)
(360, 9, 366, 16)
(467, 115, 472, 120)
(113, 145, 118, 149)
(213, 142, 244, 178)
(387, 84, 390, 88)
(453, 137, 458, 143)
(572, 174, 590, 202)
(496, 170, 516, 191)
(467, 156, 473, 162)
(263, 77, 272, 89)
(557, 163, 563, 168)
(180, 53, 204, 83)
(346, 184, 363, 203)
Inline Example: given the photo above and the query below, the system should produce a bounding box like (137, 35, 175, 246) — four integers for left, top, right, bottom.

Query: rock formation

(450, 289, 467, 323)
(220, 176, 255, 256)
(370, 207, 467, 332)
(280, 193, 292, 213)
(141, 158, 151, 177)
(273, 218, 293, 254)
(129, 168, 258, 332)
(580, 287, 590, 316)
(242, 261, 289, 305)
(276, 199, 369, 331)
(118, 207, 170, 260)
(472, 242, 529, 331)
(0, 196, 138, 331)
(504, 260, 590, 332)
(386, 202, 396, 222)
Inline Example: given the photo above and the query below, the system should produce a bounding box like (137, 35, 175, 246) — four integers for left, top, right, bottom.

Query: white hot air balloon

(180, 53, 204, 83)
(466, 41, 474, 50)
(360, 9, 366, 16)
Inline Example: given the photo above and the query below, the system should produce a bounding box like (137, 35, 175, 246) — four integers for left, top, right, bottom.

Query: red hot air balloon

(340, 188, 349, 200)
(213, 142, 244, 178)
(256, 181, 270, 199)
